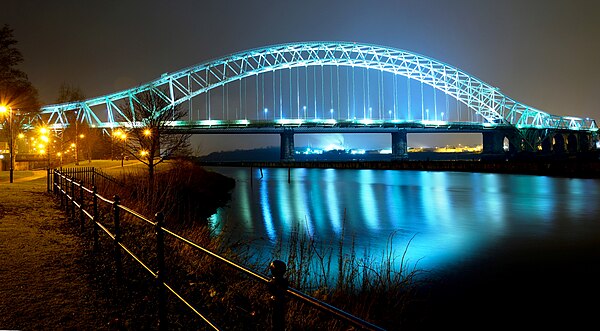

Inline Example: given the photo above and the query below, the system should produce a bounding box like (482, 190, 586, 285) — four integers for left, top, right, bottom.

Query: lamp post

(121, 133, 127, 167)
(0, 105, 14, 183)
(112, 129, 127, 166)
(39, 127, 50, 169)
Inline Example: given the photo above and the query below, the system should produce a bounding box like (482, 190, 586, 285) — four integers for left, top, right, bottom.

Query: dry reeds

(86, 161, 428, 329)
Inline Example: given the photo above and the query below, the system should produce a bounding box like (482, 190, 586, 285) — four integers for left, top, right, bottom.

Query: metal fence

(48, 167, 386, 331)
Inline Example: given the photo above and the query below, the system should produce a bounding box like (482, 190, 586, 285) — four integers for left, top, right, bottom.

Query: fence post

(268, 260, 288, 331)
(61, 174, 66, 209)
(70, 179, 76, 221)
(47, 168, 50, 192)
(57, 172, 64, 208)
(64, 176, 69, 213)
(113, 195, 122, 279)
(53, 169, 58, 195)
(79, 180, 85, 232)
(155, 212, 168, 330)
(92, 186, 99, 252)
(92, 167, 96, 187)
(57, 168, 62, 196)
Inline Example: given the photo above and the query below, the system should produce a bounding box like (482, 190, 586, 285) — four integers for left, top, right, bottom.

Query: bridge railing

(48, 167, 385, 331)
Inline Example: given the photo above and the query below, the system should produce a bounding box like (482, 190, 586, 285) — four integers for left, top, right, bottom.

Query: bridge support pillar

(553, 134, 566, 155)
(391, 130, 408, 160)
(482, 131, 505, 155)
(579, 133, 591, 152)
(567, 133, 579, 154)
(280, 130, 295, 161)
(541, 136, 553, 154)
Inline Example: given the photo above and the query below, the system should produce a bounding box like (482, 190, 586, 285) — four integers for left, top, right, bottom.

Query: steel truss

(39, 42, 597, 134)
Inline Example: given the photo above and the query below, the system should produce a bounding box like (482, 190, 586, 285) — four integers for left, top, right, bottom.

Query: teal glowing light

(259, 175, 276, 241)
(40, 41, 597, 133)
(276, 118, 305, 125)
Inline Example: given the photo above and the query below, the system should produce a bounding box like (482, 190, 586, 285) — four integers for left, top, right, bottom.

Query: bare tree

(117, 88, 190, 184)
(54, 83, 98, 165)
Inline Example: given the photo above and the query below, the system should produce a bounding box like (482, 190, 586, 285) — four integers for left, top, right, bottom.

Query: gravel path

(0, 171, 110, 330)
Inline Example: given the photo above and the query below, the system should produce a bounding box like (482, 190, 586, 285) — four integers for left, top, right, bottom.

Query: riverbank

(199, 158, 600, 178)
(0, 171, 112, 329)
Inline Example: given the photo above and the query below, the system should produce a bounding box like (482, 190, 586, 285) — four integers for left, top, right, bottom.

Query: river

(205, 166, 600, 328)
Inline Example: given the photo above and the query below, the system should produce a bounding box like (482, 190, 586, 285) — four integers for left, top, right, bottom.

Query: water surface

(208, 167, 599, 272)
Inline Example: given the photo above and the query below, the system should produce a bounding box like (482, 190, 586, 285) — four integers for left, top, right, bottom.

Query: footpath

(0, 170, 110, 329)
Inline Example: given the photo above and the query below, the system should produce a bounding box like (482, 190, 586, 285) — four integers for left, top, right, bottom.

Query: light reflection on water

(208, 167, 600, 275)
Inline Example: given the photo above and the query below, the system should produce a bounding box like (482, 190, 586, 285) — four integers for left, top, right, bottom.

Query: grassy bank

(55, 159, 428, 329)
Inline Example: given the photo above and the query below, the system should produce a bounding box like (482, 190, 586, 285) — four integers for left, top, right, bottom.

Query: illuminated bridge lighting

(31, 41, 596, 151)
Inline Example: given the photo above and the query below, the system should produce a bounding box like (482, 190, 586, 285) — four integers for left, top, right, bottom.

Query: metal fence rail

(48, 167, 386, 331)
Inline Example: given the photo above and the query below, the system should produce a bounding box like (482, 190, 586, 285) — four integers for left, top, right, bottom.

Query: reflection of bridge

(38, 42, 598, 160)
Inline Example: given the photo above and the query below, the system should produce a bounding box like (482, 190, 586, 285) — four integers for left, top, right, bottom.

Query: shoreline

(198, 158, 600, 179)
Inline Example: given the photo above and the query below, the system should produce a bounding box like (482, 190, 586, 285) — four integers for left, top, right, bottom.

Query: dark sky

(3, 0, 600, 152)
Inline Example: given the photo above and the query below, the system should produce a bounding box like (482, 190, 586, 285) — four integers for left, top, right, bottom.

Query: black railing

(48, 167, 386, 331)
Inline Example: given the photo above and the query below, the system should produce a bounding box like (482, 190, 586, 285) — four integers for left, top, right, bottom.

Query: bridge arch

(40, 42, 596, 133)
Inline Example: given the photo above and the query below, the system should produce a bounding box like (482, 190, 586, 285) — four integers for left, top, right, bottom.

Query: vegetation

(61, 159, 427, 330)
(0, 24, 39, 113)
(104, 159, 235, 221)
(114, 88, 191, 186)
(0, 24, 40, 174)
(53, 83, 101, 164)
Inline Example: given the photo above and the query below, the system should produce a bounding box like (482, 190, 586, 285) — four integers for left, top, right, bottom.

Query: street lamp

(112, 130, 127, 167)
(0, 105, 14, 183)
(111, 129, 127, 167)
(120, 133, 127, 167)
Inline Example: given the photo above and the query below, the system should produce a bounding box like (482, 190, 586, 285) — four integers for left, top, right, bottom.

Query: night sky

(3, 0, 600, 153)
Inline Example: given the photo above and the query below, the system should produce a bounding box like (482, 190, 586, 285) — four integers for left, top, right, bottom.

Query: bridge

(37, 41, 598, 160)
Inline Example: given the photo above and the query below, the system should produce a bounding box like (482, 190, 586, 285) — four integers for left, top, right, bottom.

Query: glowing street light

(0, 105, 14, 183)
(112, 130, 127, 167)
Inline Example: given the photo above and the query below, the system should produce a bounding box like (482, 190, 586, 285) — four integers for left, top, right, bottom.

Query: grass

(50, 158, 430, 330)
(56, 159, 171, 176)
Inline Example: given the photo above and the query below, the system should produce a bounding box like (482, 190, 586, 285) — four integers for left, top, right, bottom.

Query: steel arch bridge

(39, 41, 597, 140)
